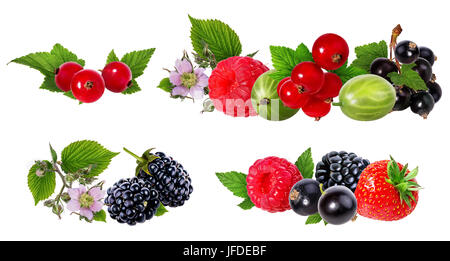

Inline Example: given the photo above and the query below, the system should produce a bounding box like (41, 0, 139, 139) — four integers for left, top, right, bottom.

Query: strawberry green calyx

(385, 156, 422, 208)
(123, 147, 159, 176)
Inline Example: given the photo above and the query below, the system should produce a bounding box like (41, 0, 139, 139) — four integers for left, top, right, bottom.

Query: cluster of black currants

(370, 40, 441, 119)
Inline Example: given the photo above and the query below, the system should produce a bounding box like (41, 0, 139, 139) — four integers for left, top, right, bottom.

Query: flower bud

(44, 199, 55, 208)
(61, 192, 71, 203)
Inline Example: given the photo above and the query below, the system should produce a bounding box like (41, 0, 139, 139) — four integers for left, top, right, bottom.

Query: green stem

(123, 147, 145, 163)
(332, 102, 342, 107)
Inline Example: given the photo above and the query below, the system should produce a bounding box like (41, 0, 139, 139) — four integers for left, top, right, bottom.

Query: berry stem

(123, 147, 145, 163)
(332, 102, 342, 107)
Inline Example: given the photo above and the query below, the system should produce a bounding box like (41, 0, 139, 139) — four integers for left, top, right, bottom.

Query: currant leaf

(120, 48, 156, 79)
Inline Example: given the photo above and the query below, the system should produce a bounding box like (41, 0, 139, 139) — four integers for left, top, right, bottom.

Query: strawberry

(354, 157, 421, 221)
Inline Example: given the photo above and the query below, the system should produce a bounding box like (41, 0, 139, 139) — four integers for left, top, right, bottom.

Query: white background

(0, 0, 449, 241)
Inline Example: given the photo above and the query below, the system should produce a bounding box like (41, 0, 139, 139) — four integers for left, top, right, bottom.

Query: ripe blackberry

(315, 151, 370, 192)
(105, 177, 160, 226)
(127, 149, 193, 208)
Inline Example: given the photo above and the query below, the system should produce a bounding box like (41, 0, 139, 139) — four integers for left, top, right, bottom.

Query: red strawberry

(355, 157, 421, 221)
(247, 156, 303, 213)
(208, 56, 269, 117)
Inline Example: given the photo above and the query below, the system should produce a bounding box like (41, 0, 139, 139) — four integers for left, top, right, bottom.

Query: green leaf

(295, 148, 314, 179)
(27, 161, 56, 205)
(329, 62, 367, 84)
(270, 46, 297, 72)
(387, 63, 427, 91)
(157, 77, 175, 93)
(121, 79, 141, 94)
(351, 40, 388, 72)
(49, 143, 57, 163)
(305, 213, 322, 225)
(216, 171, 249, 198)
(294, 43, 314, 64)
(50, 43, 85, 67)
(155, 204, 168, 217)
(120, 48, 155, 79)
(9, 52, 59, 77)
(93, 210, 107, 222)
(106, 50, 120, 65)
(60, 140, 119, 178)
(238, 197, 254, 210)
(189, 15, 242, 62)
(269, 43, 313, 82)
(39, 76, 63, 93)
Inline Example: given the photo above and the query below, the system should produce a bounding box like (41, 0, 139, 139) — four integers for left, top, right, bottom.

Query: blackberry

(138, 151, 193, 207)
(124, 148, 193, 208)
(315, 151, 370, 192)
(105, 177, 160, 225)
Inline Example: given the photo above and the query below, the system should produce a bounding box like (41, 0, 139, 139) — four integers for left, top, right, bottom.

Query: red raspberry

(208, 56, 269, 117)
(247, 156, 303, 213)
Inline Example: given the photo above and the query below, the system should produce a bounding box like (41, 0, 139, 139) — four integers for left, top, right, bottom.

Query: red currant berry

(102, 61, 132, 93)
(312, 33, 349, 70)
(314, 72, 343, 102)
(302, 97, 331, 121)
(277, 77, 291, 96)
(54, 62, 83, 92)
(278, 79, 311, 109)
(291, 62, 324, 94)
(70, 69, 105, 103)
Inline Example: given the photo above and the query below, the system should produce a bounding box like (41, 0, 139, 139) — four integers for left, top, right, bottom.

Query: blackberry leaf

(155, 203, 168, 217)
(28, 161, 56, 205)
(157, 77, 175, 93)
(61, 140, 119, 178)
(93, 210, 107, 222)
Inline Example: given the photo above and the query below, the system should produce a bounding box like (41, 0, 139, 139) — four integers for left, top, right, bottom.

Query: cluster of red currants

(55, 61, 133, 103)
(277, 34, 349, 120)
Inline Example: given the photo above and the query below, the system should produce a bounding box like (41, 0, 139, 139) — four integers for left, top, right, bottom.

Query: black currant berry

(395, 40, 420, 64)
(105, 177, 160, 225)
(427, 81, 442, 103)
(370, 57, 398, 81)
(410, 91, 435, 119)
(289, 179, 321, 216)
(419, 46, 436, 66)
(315, 151, 369, 192)
(412, 57, 432, 82)
(318, 186, 357, 225)
(393, 86, 413, 111)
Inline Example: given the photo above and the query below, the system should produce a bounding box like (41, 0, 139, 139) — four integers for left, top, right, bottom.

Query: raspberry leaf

(387, 63, 427, 91)
(189, 15, 242, 63)
(350, 40, 388, 72)
(93, 210, 107, 222)
(155, 204, 168, 217)
(295, 148, 314, 179)
(157, 77, 175, 93)
(120, 48, 155, 79)
(61, 140, 119, 178)
(216, 171, 249, 198)
(238, 197, 254, 210)
(28, 161, 56, 205)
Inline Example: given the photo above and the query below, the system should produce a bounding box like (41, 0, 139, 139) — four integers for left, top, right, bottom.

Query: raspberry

(105, 177, 160, 226)
(247, 156, 303, 213)
(138, 152, 193, 207)
(208, 56, 269, 117)
(315, 151, 370, 192)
